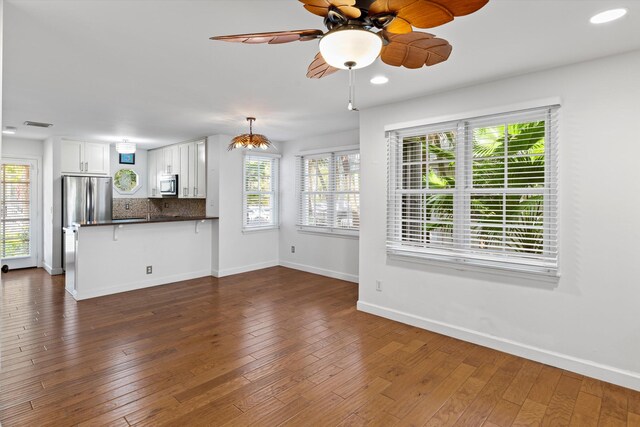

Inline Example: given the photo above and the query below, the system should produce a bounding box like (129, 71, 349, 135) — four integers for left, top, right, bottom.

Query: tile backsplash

(112, 198, 206, 219)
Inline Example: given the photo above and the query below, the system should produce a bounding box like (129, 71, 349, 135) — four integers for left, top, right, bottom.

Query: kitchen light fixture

(318, 27, 383, 70)
(2, 126, 17, 135)
(116, 139, 136, 154)
(228, 117, 271, 151)
(590, 8, 627, 24)
(370, 75, 389, 85)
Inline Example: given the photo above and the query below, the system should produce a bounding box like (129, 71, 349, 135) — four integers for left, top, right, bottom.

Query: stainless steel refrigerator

(62, 176, 112, 268)
(62, 175, 113, 227)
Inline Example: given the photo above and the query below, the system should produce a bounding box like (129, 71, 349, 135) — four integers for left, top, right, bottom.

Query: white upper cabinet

(162, 145, 180, 175)
(84, 142, 110, 174)
(61, 140, 109, 175)
(61, 140, 84, 174)
(176, 140, 206, 199)
(178, 143, 195, 198)
(148, 149, 160, 198)
(148, 139, 206, 199)
(195, 140, 206, 198)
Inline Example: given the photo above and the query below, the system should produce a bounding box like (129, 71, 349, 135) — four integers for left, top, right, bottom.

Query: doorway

(0, 159, 39, 269)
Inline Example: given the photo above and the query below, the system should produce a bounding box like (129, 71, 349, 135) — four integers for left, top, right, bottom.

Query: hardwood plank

(627, 412, 640, 427)
(485, 398, 522, 427)
(599, 383, 628, 423)
(541, 375, 582, 426)
(512, 398, 548, 427)
(527, 365, 563, 405)
(569, 390, 602, 426)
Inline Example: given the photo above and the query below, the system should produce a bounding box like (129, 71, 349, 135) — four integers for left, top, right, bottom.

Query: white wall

(279, 129, 360, 282)
(42, 137, 62, 274)
(358, 50, 640, 391)
(207, 135, 279, 276)
(2, 137, 44, 267)
(109, 145, 148, 198)
(2, 137, 43, 158)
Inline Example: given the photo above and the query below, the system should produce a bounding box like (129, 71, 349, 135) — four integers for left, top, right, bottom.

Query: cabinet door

(195, 140, 206, 198)
(163, 145, 180, 175)
(61, 140, 84, 173)
(148, 150, 159, 198)
(178, 143, 194, 198)
(84, 142, 109, 175)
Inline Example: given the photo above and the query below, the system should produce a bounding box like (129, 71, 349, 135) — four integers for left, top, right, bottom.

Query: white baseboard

(74, 270, 212, 300)
(279, 261, 358, 283)
(357, 301, 640, 392)
(43, 262, 64, 276)
(213, 260, 280, 278)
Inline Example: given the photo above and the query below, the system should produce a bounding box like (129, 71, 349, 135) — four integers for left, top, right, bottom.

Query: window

(243, 154, 279, 230)
(113, 169, 141, 194)
(0, 163, 32, 259)
(297, 150, 360, 235)
(387, 106, 558, 276)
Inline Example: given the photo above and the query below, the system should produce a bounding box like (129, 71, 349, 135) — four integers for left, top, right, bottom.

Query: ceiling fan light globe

(319, 28, 382, 70)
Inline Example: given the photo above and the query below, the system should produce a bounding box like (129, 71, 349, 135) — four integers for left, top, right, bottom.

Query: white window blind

(296, 150, 360, 235)
(243, 154, 279, 230)
(387, 106, 559, 276)
(0, 164, 32, 259)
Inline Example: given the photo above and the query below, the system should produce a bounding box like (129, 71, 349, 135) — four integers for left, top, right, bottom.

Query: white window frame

(242, 153, 280, 231)
(0, 157, 40, 269)
(387, 105, 559, 279)
(296, 147, 360, 237)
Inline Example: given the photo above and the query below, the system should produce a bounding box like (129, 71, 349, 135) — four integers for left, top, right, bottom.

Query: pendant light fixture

(228, 117, 272, 151)
(116, 139, 136, 154)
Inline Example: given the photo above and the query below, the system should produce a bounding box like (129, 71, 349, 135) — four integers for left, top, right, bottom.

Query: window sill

(242, 226, 279, 234)
(297, 226, 359, 239)
(387, 250, 559, 284)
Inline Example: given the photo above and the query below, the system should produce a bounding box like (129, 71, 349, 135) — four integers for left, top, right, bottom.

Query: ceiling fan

(211, 0, 489, 109)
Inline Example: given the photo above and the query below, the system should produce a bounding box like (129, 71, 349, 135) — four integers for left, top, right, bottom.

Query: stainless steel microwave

(159, 175, 178, 197)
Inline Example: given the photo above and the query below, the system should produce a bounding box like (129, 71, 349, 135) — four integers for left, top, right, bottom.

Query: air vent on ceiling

(24, 121, 53, 128)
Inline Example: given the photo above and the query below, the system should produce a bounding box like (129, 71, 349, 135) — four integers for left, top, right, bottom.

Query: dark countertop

(74, 216, 219, 228)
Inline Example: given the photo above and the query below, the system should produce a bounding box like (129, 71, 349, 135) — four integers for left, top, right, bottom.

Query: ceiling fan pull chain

(347, 63, 359, 112)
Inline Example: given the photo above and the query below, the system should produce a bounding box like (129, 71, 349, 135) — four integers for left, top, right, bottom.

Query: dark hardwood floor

(1, 267, 639, 426)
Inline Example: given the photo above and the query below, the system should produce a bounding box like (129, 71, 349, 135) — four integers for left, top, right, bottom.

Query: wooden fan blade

(307, 52, 340, 79)
(210, 29, 324, 44)
(299, 0, 362, 19)
(369, 0, 489, 31)
(385, 17, 413, 34)
(381, 31, 452, 69)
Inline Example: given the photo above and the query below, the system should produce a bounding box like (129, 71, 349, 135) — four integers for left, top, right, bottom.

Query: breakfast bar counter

(64, 217, 218, 300)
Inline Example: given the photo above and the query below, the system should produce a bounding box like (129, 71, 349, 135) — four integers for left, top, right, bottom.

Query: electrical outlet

(146, 266, 153, 274)
(376, 280, 382, 292)
(164, 203, 169, 208)
(291, 246, 296, 253)
(125, 203, 130, 210)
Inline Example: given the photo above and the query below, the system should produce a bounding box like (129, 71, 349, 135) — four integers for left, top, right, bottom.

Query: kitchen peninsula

(64, 216, 218, 300)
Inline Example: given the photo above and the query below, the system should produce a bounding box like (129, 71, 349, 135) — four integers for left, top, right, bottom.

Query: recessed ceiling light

(590, 8, 627, 24)
(2, 126, 17, 135)
(370, 75, 389, 85)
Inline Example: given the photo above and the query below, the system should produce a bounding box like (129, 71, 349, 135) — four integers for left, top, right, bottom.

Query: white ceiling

(3, 0, 640, 148)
